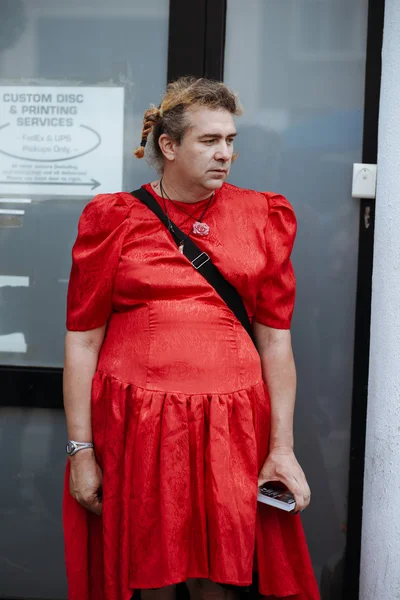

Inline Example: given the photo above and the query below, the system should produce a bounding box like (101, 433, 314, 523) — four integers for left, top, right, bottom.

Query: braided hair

(134, 77, 242, 171)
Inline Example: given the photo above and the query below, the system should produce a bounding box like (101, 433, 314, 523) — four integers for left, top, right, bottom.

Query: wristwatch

(66, 440, 94, 456)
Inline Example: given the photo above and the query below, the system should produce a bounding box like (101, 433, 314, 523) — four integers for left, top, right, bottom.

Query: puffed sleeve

(66, 194, 131, 331)
(255, 193, 297, 329)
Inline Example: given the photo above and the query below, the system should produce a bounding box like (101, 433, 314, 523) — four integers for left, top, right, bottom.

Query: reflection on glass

(0, 276, 29, 353)
(225, 0, 368, 597)
(0, 407, 67, 598)
(0, 0, 169, 369)
(0, 2, 169, 598)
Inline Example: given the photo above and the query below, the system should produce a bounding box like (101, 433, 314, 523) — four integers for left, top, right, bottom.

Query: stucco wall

(360, 0, 400, 597)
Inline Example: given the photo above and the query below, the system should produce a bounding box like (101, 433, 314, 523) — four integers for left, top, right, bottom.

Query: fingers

(69, 460, 103, 516)
(258, 474, 278, 488)
(258, 464, 280, 488)
(289, 479, 311, 514)
(74, 492, 103, 516)
(286, 479, 303, 513)
(70, 476, 103, 515)
(267, 470, 311, 513)
(293, 494, 311, 514)
(88, 498, 102, 516)
(258, 451, 312, 514)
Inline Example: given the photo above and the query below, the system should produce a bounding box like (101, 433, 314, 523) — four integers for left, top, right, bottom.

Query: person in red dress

(63, 77, 320, 600)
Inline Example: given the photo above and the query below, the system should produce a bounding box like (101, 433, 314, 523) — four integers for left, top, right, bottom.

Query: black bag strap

(131, 187, 255, 345)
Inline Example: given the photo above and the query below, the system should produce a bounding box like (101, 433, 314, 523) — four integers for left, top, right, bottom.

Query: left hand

(258, 447, 311, 513)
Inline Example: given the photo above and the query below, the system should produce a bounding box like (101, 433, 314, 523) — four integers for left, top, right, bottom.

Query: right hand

(258, 447, 311, 514)
(69, 449, 103, 516)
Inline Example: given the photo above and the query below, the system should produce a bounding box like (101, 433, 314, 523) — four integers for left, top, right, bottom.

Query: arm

(63, 326, 106, 515)
(254, 322, 311, 513)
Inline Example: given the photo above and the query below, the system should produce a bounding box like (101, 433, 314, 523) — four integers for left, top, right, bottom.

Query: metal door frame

(343, 1, 384, 597)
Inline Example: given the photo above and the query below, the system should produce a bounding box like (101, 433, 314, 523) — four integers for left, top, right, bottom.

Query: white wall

(360, 0, 400, 597)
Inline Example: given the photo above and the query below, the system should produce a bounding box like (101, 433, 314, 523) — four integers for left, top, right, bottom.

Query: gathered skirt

(63, 370, 320, 600)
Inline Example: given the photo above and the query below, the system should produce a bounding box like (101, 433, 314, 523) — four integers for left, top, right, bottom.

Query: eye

(227, 138, 235, 146)
(203, 139, 215, 145)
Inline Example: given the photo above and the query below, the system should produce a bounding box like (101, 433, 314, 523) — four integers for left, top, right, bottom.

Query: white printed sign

(0, 86, 124, 196)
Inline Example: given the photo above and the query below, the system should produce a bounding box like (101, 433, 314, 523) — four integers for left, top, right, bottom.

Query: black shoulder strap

(131, 187, 255, 345)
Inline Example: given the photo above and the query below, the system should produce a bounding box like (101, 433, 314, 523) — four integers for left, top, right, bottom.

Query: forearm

(63, 328, 105, 442)
(254, 324, 296, 451)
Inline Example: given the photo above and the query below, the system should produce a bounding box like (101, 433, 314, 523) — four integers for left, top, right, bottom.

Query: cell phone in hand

(257, 482, 296, 512)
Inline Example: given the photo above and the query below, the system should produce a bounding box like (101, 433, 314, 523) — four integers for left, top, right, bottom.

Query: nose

(214, 141, 231, 162)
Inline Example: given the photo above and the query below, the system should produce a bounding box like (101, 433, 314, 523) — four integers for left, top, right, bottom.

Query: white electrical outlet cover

(352, 163, 377, 199)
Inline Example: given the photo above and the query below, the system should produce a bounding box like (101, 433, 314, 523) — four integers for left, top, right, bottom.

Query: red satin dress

(63, 182, 320, 600)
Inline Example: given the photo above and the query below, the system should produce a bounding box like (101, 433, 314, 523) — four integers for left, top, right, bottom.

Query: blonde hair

(134, 77, 242, 172)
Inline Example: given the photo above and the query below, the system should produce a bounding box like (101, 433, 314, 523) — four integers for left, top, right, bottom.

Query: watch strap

(66, 440, 94, 456)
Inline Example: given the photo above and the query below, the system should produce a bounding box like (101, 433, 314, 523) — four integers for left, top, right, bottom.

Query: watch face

(66, 441, 75, 455)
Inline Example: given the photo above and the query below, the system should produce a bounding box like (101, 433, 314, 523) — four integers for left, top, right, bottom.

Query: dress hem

(130, 577, 253, 590)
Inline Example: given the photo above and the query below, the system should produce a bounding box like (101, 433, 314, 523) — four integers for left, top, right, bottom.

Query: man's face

(168, 107, 237, 191)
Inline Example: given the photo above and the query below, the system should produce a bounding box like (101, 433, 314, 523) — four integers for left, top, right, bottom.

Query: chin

(204, 176, 227, 190)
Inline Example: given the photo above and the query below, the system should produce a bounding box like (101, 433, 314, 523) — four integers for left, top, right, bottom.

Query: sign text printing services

(0, 86, 124, 196)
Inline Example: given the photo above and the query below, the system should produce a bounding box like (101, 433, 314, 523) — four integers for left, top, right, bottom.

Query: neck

(158, 172, 215, 204)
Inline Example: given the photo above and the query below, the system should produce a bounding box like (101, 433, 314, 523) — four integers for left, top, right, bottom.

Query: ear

(158, 134, 178, 163)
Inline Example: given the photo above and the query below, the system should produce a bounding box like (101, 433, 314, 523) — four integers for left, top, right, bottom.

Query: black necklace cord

(159, 179, 175, 232)
(159, 179, 214, 224)
(159, 178, 216, 252)
(159, 179, 192, 251)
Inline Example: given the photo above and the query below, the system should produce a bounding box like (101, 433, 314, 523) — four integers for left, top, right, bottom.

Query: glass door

(0, 1, 169, 597)
(224, 0, 368, 597)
